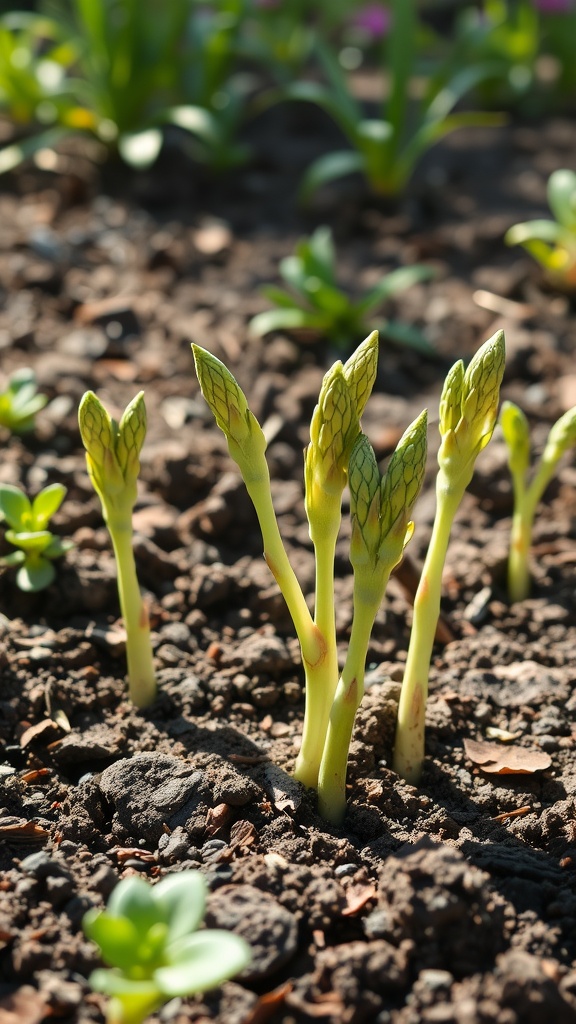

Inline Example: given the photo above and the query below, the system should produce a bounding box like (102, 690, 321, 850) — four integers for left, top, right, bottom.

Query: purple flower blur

(533, 0, 573, 11)
(353, 3, 391, 39)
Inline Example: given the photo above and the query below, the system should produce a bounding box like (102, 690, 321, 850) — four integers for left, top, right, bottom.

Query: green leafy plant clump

(0, 481, 72, 591)
(83, 870, 251, 1024)
(0, 0, 250, 174)
(273, 0, 502, 200)
(78, 390, 156, 709)
(249, 225, 435, 354)
(505, 168, 576, 290)
(0, 368, 47, 434)
(501, 399, 576, 604)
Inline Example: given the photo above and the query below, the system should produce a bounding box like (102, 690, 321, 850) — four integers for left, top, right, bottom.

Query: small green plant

(0, 368, 47, 434)
(393, 330, 506, 785)
(0, 0, 250, 173)
(83, 870, 251, 1024)
(453, 0, 540, 109)
(272, 0, 501, 199)
(249, 225, 435, 353)
(0, 482, 71, 590)
(505, 169, 576, 289)
(78, 391, 156, 709)
(500, 400, 576, 604)
(193, 332, 428, 822)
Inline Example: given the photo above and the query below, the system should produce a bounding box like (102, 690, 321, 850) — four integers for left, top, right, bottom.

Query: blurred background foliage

(0, 0, 574, 184)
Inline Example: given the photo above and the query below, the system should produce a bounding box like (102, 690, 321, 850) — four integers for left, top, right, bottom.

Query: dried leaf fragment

(463, 737, 552, 774)
(342, 883, 377, 916)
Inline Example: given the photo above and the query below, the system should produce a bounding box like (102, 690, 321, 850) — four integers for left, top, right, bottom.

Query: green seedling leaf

(548, 169, 576, 231)
(31, 482, 66, 529)
(505, 219, 564, 247)
(506, 170, 576, 287)
(88, 972, 160, 999)
(85, 870, 251, 1024)
(279, 253, 309, 295)
(260, 284, 305, 309)
(83, 909, 141, 972)
(2, 551, 25, 567)
(249, 307, 324, 338)
(357, 265, 436, 316)
(5, 530, 53, 553)
(118, 129, 163, 168)
(155, 931, 251, 997)
(379, 320, 435, 355)
(0, 484, 31, 530)
(152, 871, 206, 943)
(16, 556, 55, 592)
(304, 225, 337, 286)
(107, 877, 159, 934)
(299, 150, 365, 205)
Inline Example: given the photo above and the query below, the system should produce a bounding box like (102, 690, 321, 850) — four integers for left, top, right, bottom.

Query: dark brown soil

(2, 104, 576, 1024)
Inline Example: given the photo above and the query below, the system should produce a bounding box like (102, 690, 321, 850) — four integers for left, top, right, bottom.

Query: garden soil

(2, 104, 576, 1024)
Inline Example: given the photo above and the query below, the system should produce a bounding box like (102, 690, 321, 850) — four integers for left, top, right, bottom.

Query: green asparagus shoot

(501, 400, 576, 603)
(318, 411, 428, 824)
(83, 871, 251, 1024)
(0, 482, 71, 591)
(393, 330, 506, 785)
(78, 391, 156, 709)
(193, 333, 379, 794)
(0, 368, 47, 434)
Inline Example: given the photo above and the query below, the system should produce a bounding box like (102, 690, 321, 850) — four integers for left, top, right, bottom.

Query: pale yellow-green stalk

(501, 400, 576, 603)
(318, 410, 428, 823)
(192, 333, 378, 790)
(393, 330, 506, 785)
(79, 391, 156, 708)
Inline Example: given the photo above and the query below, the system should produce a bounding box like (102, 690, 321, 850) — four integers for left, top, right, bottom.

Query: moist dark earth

(2, 102, 576, 1024)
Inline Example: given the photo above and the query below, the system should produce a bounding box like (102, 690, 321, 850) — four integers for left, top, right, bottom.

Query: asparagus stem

(394, 330, 506, 785)
(317, 593, 380, 824)
(294, 502, 340, 789)
(393, 484, 459, 785)
(108, 515, 156, 709)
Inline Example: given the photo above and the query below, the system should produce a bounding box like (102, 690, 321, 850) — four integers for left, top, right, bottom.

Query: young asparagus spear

(79, 391, 156, 708)
(393, 330, 505, 784)
(501, 400, 576, 603)
(318, 411, 428, 823)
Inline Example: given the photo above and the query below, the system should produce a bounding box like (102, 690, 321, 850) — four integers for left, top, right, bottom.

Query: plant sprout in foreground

(193, 332, 428, 821)
(393, 330, 506, 785)
(505, 169, 576, 289)
(83, 871, 251, 1024)
(0, 482, 71, 591)
(500, 400, 576, 603)
(0, 368, 47, 434)
(78, 391, 156, 709)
